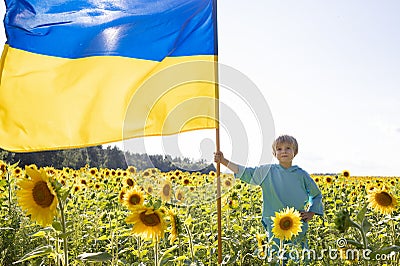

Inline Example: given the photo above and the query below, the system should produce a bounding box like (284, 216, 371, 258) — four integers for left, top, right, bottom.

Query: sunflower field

(0, 160, 399, 266)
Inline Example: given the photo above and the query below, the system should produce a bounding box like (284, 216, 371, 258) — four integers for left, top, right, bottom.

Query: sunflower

(79, 178, 88, 186)
(222, 177, 234, 188)
(123, 176, 136, 187)
(127, 166, 137, 174)
(160, 180, 172, 202)
(118, 188, 127, 203)
(174, 170, 183, 177)
(88, 168, 98, 176)
(60, 179, 66, 186)
(94, 183, 102, 190)
(167, 209, 179, 245)
(126, 206, 167, 240)
(366, 184, 378, 193)
(144, 183, 155, 195)
(0, 162, 7, 179)
(341, 170, 350, 178)
(142, 169, 151, 178)
(13, 167, 23, 176)
(16, 167, 58, 226)
(175, 189, 185, 203)
(0, 160, 6, 171)
(349, 191, 357, 202)
(367, 187, 397, 215)
(256, 234, 266, 257)
(26, 164, 38, 171)
(123, 189, 145, 210)
(271, 207, 303, 241)
(182, 178, 191, 186)
(72, 184, 82, 193)
(228, 198, 239, 209)
(325, 175, 334, 184)
(116, 170, 123, 177)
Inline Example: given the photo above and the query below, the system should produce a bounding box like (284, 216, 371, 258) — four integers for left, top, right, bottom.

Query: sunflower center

(163, 185, 170, 196)
(119, 191, 126, 201)
(32, 181, 54, 208)
(375, 192, 392, 206)
(129, 167, 136, 173)
(140, 211, 161, 226)
(279, 217, 293, 230)
(127, 179, 134, 186)
(129, 194, 141, 205)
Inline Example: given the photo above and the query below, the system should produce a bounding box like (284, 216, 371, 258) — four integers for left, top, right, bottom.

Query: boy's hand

(214, 151, 225, 164)
(213, 151, 239, 174)
(300, 211, 315, 222)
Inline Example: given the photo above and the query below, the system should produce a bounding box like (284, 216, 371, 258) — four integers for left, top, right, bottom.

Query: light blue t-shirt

(236, 164, 324, 240)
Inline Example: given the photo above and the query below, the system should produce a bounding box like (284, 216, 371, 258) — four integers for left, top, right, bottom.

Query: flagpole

(215, 77, 222, 265)
(212, 0, 222, 264)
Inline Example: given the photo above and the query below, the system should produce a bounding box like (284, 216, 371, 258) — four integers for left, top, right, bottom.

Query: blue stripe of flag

(4, 0, 215, 61)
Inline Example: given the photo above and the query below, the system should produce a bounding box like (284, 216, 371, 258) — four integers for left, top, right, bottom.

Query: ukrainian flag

(0, 0, 217, 152)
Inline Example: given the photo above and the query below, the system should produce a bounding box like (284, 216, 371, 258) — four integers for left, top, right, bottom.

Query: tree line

(0, 145, 216, 174)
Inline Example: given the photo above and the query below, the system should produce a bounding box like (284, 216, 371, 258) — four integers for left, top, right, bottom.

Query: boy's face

(274, 142, 295, 166)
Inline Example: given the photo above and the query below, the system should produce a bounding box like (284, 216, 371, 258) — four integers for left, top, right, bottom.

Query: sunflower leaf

(77, 252, 113, 262)
(52, 221, 62, 232)
(172, 255, 188, 262)
(356, 204, 368, 224)
(345, 239, 363, 249)
(153, 198, 162, 210)
(369, 245, 400, 259)
(232, 224, 243, 231)
(97, 235, 109, 241)
(59, 186, 72, 203)
(184, 215, 194, 226)
(159, 245, 178, 265)
(12, 245, 54, 264)
(362, 218, 372, 234)
(57, 230, 74, 238)
(30, 231, 47, 238)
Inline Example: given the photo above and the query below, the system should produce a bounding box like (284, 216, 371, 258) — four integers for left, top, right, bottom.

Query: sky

(1, 0, 399, 176)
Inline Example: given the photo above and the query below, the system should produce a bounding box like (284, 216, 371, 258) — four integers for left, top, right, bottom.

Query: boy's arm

(304, 174, 324, 216)
(214, 151, 239, 174)
(214, 151, 269, 185)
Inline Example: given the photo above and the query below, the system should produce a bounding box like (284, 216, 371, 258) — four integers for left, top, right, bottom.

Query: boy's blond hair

(272, 135, 298, 156)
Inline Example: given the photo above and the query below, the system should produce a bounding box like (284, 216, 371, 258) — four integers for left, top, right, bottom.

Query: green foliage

(0, 146, 216, 173)
(0, 162, 398, 265)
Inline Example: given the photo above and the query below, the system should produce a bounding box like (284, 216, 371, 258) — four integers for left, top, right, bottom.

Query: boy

(214, 135, 323, 262)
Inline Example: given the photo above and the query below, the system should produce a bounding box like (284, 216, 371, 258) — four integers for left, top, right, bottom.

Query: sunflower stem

(184, 224, 195, 262)
(137, 237, 142, 261)
(7, 170, 12, 215)
(352, 221, 368, 266)
(154, 237, 159, 266)
(280, 240, 283, 266)
(390, 215, 396, 245)
(58, 200, 69, 266)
